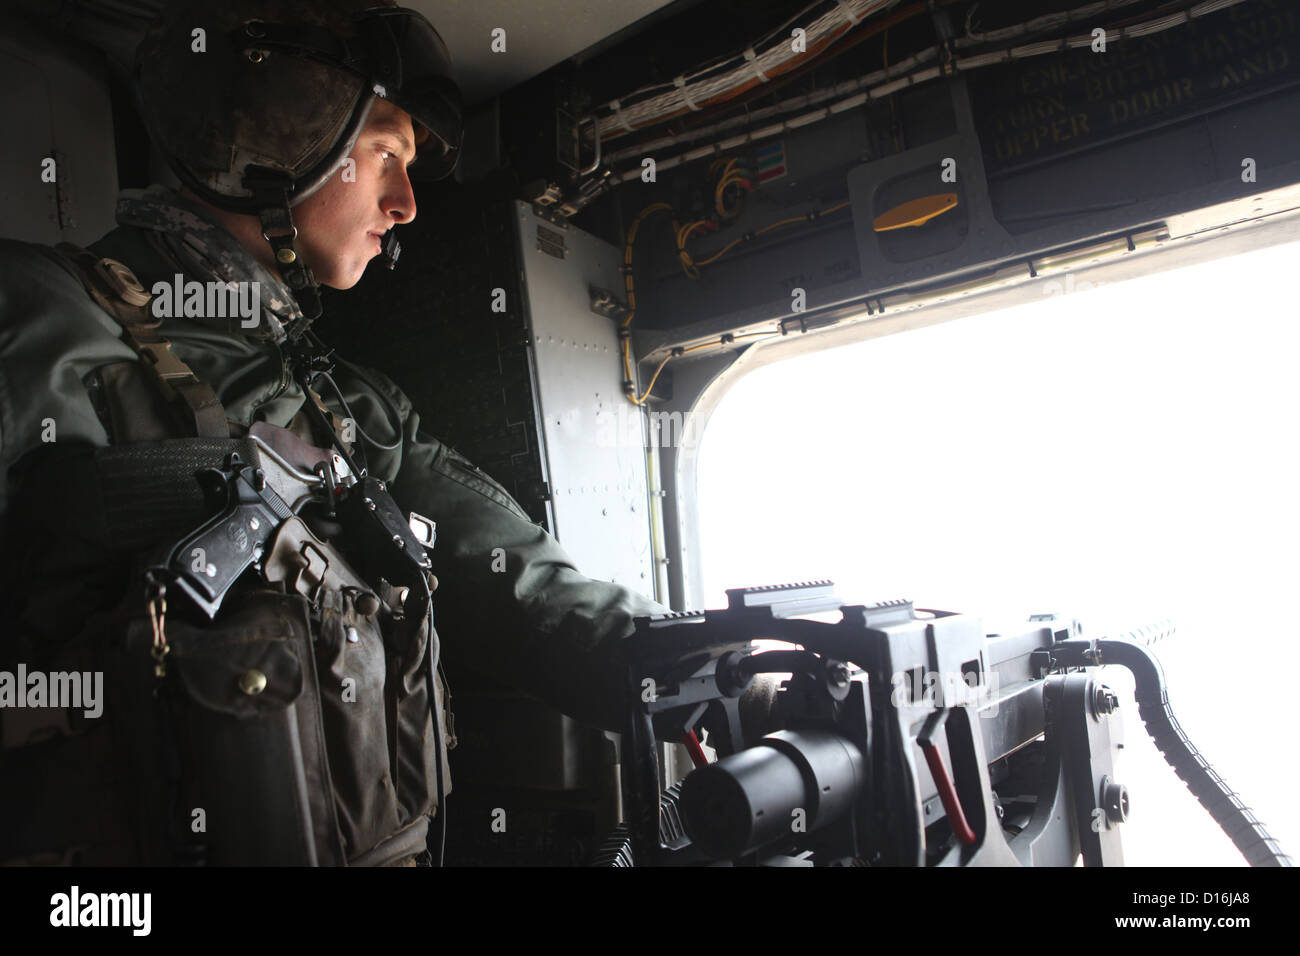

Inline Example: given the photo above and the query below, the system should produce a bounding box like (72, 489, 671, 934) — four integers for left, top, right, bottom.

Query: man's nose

(386, 169, 417, 225)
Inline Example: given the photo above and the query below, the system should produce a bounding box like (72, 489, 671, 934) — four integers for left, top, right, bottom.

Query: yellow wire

(676, 219, 712, 278)
(624, 202, 673, 327)
(715, 158, 747, 218)
(693, 236, 746, 268)
(619, 197, 851, 405)
(625, 334, 781, 406)
(634, 354, 674, 404)
(694, 200, 851, 267)
(621, 203, 674, 403)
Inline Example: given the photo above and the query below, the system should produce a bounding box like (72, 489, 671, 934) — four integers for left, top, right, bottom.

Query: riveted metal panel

(0, 21, 118, 245)
(514, 201, 656, 599)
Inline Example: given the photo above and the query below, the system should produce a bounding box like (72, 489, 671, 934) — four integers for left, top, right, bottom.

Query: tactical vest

(0, 245, 451, 866)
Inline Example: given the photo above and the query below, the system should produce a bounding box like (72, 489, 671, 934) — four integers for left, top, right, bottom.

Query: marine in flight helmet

(135, 0, 463, 320)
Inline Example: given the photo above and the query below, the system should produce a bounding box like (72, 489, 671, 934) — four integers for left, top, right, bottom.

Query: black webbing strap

(97, 438, 258, 549)
(14, 438, 256, 554)
(52, 243, 230, 438)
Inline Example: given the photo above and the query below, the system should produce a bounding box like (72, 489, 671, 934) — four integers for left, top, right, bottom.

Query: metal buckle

(139, 340, 197, 383)
(146, 573, 170, 678)
(261, 224, 298, 242)
(408, 511, 436, 547)
(291, 541, 329, 602)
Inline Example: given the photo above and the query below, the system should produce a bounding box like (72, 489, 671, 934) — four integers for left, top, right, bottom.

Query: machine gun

(599, 582, 1290, 867)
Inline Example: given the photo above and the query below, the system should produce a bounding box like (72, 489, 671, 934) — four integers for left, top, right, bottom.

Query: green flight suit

(0, 186, 665, 865)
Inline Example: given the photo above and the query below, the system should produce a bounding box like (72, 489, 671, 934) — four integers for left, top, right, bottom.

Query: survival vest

(0, 244, 451, 866)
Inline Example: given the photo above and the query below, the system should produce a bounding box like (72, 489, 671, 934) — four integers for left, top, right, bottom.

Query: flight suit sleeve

(0, 241, 134, 531)
(338, 361, 669, 733)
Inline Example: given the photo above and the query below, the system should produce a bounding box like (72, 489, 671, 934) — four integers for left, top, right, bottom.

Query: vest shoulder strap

(52, 242, 229, 439)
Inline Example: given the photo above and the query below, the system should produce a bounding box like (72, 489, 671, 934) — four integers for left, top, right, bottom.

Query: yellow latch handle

(872, 192, 959, 232)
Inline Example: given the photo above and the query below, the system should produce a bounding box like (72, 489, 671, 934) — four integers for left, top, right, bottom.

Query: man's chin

(315, 264, 368, 291)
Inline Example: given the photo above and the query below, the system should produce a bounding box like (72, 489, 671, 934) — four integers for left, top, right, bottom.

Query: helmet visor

(348, 8, 463, 180)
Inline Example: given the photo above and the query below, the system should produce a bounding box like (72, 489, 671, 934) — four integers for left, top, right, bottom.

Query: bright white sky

(696, 237, 1300, 867)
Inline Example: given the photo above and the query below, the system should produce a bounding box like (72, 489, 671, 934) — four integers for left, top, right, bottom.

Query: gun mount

(600, 582, 1289, 867)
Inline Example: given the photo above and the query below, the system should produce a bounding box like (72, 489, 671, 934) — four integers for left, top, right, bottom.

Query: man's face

(290, 98, 419, 289)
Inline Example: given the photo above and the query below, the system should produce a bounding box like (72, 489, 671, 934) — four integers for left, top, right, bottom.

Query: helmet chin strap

(242, 162, 405, 339)
(244, 166, 323, 336)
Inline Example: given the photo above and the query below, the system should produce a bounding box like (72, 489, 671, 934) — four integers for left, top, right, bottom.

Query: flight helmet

(135, 0, 463, 318)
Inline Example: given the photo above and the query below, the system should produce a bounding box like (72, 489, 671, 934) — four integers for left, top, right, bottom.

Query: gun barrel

(679, 729, 865, 860)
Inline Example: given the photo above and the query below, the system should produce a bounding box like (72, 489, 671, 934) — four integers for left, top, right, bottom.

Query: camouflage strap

(114, 185, 298, 344)
(53, 242, 230, 438)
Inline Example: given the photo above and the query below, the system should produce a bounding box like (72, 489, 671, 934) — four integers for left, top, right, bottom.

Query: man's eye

(377, 146, 414, 171)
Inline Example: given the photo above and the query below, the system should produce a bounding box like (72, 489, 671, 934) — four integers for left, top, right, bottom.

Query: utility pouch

(129, 589, 347, 865)
(312, 584, 436, 860)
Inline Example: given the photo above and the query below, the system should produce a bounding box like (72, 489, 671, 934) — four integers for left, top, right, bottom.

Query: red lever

(682, 730, 709, 768)
(920, 741, 977, 846)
